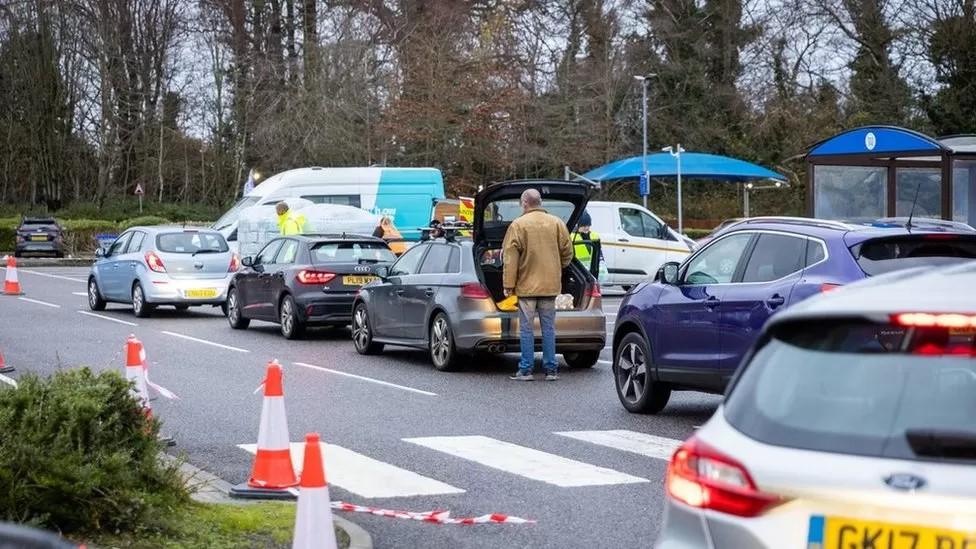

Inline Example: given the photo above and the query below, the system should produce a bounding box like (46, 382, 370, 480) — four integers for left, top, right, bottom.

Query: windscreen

(725, 319, 976, 462)
(213, 196, 259, 230)
(852, 235, 976, 275)
(311, 241, 395, 264)
(21, 219, 58, 230)
(156, 232, 229, 254)
(483, 199, 576, 226)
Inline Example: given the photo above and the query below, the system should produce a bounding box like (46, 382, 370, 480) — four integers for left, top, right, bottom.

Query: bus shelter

(806, 126, 976, 225)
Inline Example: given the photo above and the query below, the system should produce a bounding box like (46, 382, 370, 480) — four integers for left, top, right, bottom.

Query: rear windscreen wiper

(905, 428, 976, 459)
(192, 249, 221, 256)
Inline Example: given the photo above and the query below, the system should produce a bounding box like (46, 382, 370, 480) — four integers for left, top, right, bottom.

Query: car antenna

(906, 182, 921, 232)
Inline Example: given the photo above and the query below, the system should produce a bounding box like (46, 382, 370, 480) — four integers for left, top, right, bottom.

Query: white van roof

(246, 166, 442, 198)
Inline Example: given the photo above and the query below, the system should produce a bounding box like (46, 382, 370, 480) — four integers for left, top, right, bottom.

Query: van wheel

(563, 351, 600, 368)
(614, 332, 670, 414)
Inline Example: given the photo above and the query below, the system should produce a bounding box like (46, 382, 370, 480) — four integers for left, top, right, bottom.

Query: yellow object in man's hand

(496, 295, 519, 311)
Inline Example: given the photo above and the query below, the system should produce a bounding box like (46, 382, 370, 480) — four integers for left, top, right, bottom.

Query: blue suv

(612, 217, 976, 414)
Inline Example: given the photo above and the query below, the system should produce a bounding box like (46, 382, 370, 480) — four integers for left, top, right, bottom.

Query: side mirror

(374, 265, 390, 279)
(95, 247, 107, 258)
(660, 262, 680, 285)
(241, 256, 254, 267)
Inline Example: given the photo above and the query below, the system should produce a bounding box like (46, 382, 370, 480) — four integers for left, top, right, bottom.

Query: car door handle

(766, 294, 786, 309)
(704, 296, 720, 310)
(395, 289, 405, 296)
(619, 238, 629, 242)
(424, 288, 435, 297)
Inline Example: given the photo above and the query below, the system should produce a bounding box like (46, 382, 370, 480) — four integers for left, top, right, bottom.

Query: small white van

(583, 201, 693, 288)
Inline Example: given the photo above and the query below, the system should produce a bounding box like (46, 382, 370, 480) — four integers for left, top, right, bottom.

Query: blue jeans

(517, 297, 557, 374)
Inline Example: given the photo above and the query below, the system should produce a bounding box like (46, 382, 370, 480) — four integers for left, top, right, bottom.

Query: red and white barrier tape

(330, 501, 535, 525)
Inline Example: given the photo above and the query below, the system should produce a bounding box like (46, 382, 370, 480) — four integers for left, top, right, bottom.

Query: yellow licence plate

(342, 276, 377, 286)
(185, 288, 217, 299)
(808, 515, 976, 549)
(30, 235, 47, 241)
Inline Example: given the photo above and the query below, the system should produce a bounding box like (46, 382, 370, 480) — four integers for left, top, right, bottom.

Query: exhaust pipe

(487, 344, 507, 353)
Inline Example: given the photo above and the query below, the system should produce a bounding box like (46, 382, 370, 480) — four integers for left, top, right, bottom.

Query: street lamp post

(663, 144, 685, 234)
(633, 74, 655, 209)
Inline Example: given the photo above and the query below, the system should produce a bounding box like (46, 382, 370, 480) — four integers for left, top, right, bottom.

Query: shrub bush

(118, 216, 170, 230)
(61, 219, 120, 255)
(0, 368, 187, 534)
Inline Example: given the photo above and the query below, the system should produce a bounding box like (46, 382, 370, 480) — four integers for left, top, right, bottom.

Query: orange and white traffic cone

(3, 255, 23, 296)
(292, 433, 338, 549)
(230, 360, 298, 500)
(0, 347, 13, 374)
(124, 334, 176, 445)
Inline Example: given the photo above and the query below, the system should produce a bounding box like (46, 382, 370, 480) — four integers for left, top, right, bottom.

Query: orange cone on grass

(230, 360, 298, 499)
(3, 255, 23, 295)
(0, 347, 13, 374)
(292, 433, 338, 549)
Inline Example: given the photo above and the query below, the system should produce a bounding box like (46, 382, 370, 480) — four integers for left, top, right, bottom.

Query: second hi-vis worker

(573, 211, 600, 273)
(276, 202, 303, 235)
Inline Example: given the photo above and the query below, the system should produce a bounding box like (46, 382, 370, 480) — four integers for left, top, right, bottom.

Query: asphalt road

(0, 266, 722, 548)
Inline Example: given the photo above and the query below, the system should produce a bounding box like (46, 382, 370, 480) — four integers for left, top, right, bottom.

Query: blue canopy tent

(580, 152, 787, 230)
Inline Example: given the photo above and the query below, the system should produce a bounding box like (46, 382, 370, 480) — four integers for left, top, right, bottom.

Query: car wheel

(563, 351, 600, 368)
(175, 304, 190, 312)
(226, 287, 250, 329)
(614, 332, 671, 414)
(88, 278, 106, 311)
(279, 295, 305, 340)
(352, 304, 383, 355)
(429, 313, 460, 372)
(131, 282, 154, 318)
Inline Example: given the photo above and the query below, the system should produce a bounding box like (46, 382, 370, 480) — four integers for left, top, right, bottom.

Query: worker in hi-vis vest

(573, 211, 600, 274)
(276, 202, 303, 235)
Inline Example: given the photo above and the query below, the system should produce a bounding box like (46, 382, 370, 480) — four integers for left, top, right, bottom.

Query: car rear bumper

(142, 274, 232, 304)
(16, 241, 62, 254)
(453, 306, 606, 352)
(294, 291, 357, 325)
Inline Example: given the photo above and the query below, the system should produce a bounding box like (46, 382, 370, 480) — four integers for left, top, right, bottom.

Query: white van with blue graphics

(213, 167, 445, 243)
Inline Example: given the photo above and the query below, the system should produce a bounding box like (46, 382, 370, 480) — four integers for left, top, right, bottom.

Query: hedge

(0, 217, 177, 255)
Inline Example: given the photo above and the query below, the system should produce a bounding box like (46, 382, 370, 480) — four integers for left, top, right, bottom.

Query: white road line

(239, 442, 464, 498)
(0, 373, 17, 388)
(555, 430, 684, 461)
(597, 359, 612, 365)
(72, 292, 88, 296)
(404, 435, 648, 487)
(161, 331, 250, 353)
(13, 269, 86, 283)
(77, 310, 138, 326)
(18, 297, 60, 308)
(293, 362, 436, 397)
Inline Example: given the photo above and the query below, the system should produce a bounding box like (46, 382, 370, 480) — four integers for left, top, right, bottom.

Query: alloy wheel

(431, 317, 450, 366)
(88, 280, 98, 308)
(228, 292, 239, 321)
(133, 286, 143, 314)
(617, 342, 648, 404)
(353, 308, 370, 350)
(281, 298, 294, 334)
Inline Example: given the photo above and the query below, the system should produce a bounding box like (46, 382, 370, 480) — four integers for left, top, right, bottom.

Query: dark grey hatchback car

(352, 180, 607, 371)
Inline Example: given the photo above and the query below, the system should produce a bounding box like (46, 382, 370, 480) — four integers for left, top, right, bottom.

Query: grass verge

(83, 502, 350, 549)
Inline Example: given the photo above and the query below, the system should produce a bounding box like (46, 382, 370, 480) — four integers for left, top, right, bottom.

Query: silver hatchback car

(88, 226, 238, 317)
(657, 263, 976, 548)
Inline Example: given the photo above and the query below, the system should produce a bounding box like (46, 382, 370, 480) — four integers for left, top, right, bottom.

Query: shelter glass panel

(813, 166, 886, 221)
(895, 168, 941, 219)
(953, 160, 976, 226)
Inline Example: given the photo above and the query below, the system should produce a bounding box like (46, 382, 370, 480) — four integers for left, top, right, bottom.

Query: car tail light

(145, 251, 166, 273)
(820, 283, 842, 293)
(893, 312, 976, 329)
(586, 283, 602, 297)
(461, 282, 491, 299)
(297, 270, 336, 285)
(228, 254, 240, 272)
(666, 437, 782, 518)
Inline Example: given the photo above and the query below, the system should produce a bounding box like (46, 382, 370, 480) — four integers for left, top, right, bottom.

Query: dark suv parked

(15, 217, 64, 257)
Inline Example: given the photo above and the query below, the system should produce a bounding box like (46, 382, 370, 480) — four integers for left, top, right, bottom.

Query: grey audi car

(351, 180, 606, 371)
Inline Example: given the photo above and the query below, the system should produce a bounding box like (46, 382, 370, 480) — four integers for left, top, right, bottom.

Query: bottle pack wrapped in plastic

(296, 204, 380, 238)
(237, 198, 314, 258)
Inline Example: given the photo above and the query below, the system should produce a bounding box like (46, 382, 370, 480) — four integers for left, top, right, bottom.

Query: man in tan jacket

(503, 188, 574, 381)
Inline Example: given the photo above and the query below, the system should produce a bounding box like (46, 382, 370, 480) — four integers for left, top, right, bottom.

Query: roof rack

(420, 222, 472, 243)
(735, 216, 855, 231)
(300, 233, 380, 240)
